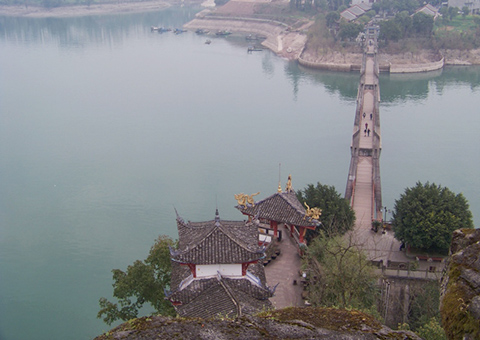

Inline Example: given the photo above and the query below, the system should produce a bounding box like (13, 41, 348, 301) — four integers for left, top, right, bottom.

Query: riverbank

(0, 0, 178, 17)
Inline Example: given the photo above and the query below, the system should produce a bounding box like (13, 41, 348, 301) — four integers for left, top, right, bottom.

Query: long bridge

(345, 25, 383, 229)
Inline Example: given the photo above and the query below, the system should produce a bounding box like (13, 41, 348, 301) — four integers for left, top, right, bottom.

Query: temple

(235, 175, 321, 245)
(166, 209, 274, 318)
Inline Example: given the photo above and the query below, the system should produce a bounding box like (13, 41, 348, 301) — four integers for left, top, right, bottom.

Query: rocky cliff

(440, 228, 480, 340)
(95, 307, 421, 340)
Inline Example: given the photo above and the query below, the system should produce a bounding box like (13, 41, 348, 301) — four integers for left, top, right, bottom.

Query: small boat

(247, 45, 263, 52)
(215, 30, 231, 36)
(205, 39, 212, 44)
(155, 27, 171, 33)
(246, 34, 266, 41)
(151, 26, 160, 32)
(195, 29, 209, 34)
(173, 28, 187, 34)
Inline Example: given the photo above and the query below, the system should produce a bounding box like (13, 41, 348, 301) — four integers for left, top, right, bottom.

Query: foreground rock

(95, 307, 421, 339)
(440, 228, 480, 340)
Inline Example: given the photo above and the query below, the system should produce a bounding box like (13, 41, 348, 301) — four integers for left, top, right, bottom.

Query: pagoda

(235, 175, 321, 245)
(166, 209, 274, 318)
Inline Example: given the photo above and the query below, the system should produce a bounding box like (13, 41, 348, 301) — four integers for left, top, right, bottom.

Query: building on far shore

(166, 209, 274, 318)
(448, 0, 480, 14)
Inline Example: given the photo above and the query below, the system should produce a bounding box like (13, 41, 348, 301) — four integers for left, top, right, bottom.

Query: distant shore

(2, 1, 480, 70)
(0, 1, 176, 18)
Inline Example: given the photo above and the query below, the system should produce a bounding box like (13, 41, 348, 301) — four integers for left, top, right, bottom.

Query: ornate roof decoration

(304, 202, 322, 221)
(171, 210, 264, 265)
(234, 192, 260, 209)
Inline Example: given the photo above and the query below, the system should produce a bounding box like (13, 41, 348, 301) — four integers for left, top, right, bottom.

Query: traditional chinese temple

(166, 209, 274, 318)
(235, 175, 321, 245)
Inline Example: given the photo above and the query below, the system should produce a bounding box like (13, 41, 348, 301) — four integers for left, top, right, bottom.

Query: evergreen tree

(392, 182, 473, 253)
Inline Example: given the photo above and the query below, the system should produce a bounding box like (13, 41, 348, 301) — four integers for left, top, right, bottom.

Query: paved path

(264, 226, 304, 309)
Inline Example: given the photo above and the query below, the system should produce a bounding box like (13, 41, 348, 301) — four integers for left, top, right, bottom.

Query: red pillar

(270, 220, 278, 238)
(299, 227, 307, 244)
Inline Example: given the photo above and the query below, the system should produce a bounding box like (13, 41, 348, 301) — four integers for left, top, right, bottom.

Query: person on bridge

(363, 112, 366, 119)
(370, 113, 372, 120)
(365, 123, 368, 130)
(367, 129, 371, 136)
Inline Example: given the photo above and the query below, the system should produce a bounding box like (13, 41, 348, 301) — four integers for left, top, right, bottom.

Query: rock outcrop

(95, 307, 421, 340)
(440, 228, 480, 340)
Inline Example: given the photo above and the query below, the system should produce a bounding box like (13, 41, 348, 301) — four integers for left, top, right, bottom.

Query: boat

(151, 26, 171, 33)
(205, 39, 212, 44)
(245, 34, 267, 41)
(247, 45, 263, 52)
(173, 28, 187, 34)
(215, 30, 231, 36)
(195, 29, 209, 34)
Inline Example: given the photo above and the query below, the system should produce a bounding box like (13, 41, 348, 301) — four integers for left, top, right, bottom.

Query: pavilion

(166, 209, 274, 318)
(235, 175, 321, 245)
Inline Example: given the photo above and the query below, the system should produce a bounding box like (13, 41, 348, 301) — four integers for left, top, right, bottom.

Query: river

(0, 7, 479, 340)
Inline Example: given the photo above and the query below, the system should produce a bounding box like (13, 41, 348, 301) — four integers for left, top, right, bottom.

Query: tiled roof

(236, 191, 320, 228)
(415, 4, 439, 17)
(172, 210, 264, 264)
(168, 273, 273, 318)
(340, 10, 358, 21)
(349, 5, 366, 16)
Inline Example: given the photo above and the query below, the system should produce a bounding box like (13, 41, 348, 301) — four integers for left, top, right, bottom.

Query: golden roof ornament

(285, 174, 293, 192)
(277, 182, 282, 193)
(234, 192, 260, 209)
(304, 202, 322, 220)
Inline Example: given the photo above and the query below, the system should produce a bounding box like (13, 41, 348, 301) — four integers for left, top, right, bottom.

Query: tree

(297, 182, 355, 237)
(379, 19, 402, 43)
(392, 182, 473, 253)
(326, 11, 340, 28)
(412, 12, 434, 37)
(462, 6, 470, 17)
(305, 231, 379, 311)
(97, 235, 177, 325)
(338, 20, 363, 40)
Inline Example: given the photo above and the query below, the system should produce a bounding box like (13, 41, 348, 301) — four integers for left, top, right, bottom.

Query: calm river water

(0, 7, 479, 340)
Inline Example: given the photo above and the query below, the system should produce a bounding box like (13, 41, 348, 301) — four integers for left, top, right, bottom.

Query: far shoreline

(0, 1, 180, 18)
(2, 1, 480, 71)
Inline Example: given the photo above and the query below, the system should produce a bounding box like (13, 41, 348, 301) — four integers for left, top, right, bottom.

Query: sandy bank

(0, 0, 175, 18)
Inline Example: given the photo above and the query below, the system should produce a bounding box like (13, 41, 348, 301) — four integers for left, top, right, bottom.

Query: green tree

(305, 231, 379, 311)
(394, 11, 413, 38)
(462, 6, 470, 17)
(412, 12, 434, 36)
(297, 182, 355, 237)
(379, 19, 402, 43)
(326, 11, 340, 28)
(392, 182, 473, 253)
(97, 235, 177, 325)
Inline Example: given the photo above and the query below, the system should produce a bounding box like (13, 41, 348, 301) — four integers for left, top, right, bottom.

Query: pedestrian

(367, 128, 370, 136)
(365, 123, 368, 130)
(370, 113, 372, 120)
(364, 128, 367, 136)
(363, 112, 366, 119)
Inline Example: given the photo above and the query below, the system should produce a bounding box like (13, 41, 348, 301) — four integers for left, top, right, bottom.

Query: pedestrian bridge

(345, 25, 383, 231)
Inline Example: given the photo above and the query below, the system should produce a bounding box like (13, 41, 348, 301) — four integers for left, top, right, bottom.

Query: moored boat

(215, 30, 231, 36)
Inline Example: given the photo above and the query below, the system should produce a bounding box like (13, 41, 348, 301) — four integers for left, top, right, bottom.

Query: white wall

(196, 263, 242, 277)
